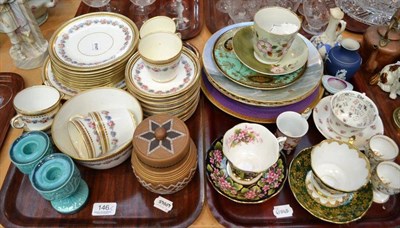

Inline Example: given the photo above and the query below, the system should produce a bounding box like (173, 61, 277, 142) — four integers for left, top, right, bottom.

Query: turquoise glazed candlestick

(9, 131, 53, 174)
(30, 153, 89, 214)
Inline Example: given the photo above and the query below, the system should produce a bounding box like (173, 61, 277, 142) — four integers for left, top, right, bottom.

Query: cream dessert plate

(232, 26, 309, 75)
(126, 47, 200, 98)
(203, 22, 323, 107)
(49, 12, 138, 70)
(312, 96, 384, 150)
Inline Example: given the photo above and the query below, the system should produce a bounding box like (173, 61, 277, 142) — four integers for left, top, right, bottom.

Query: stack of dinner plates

(201, 22, 324, 123)
(47, 12, 139, 92)
(125, 47, 201, 121)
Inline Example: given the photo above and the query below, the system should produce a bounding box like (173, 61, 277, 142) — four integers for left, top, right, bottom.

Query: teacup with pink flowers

(252, 7, 301, 64)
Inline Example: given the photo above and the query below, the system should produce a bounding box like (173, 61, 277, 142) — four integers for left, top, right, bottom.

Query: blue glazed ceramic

(30, 153, 89, 214)
(9, 131, 53, 174)
(325, 38, 362, 81)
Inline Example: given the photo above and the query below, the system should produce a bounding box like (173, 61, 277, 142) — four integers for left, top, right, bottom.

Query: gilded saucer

(289, 147, 373, 224)
(205, 137, 287, 204)
(125, 47, 200, 98)
(232, 26, 308, 75)
(213, 27, 306, 90)
(49, 12, 138, 70)
(305, 171, 353, 208)
(312, 96, 384, 150)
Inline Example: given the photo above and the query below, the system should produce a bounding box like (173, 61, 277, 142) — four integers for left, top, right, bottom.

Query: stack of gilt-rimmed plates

(125, 47, 201, 121)
(46, 12, 139, 94)
(201, 22, 324, 123)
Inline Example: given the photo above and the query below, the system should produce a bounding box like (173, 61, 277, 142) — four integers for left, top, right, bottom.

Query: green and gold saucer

(232, 26, 308, 76)
(213, 27, 306, 90)
(289, 147, 373, 224)
(206, 137, 287, 204)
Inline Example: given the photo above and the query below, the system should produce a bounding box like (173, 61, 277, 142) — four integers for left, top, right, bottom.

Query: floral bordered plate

(232, 26, 308, 76)
(203, 22, 323, 107)
(50, 12, 138, 69)
(213, 27, 306, 90)
(312, 96, 384, 150)
(205, 137, 287, 204)
(289, 147, 373, 224)
(125, 47, 200, 98)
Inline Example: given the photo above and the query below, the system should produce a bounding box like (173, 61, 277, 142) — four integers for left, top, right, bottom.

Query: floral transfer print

(100, 111, 118, 150)
(57, 18, 132, 66)
(133, 57, 193, 95)
(146, 60, 180, 73)
(22, 116, 53, 124)
(226, 125, 262, 148)
(256, 39, 291, 58)
(83, 117, 103, 153)
(206, 138, 286, 203)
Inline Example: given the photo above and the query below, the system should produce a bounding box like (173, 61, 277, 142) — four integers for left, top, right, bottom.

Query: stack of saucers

(47, 12, 139, 92)
(125, 47, 201, 121)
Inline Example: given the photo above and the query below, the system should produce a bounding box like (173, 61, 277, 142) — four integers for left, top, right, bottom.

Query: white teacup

(11, 85, 62, 131)
(253, 7, 301, 64)
(68, 108, 137, 159)
(223, 123, 286, 185)
(138, 32, 183, 83)
(328, 90, 379, 137)
(371, 161, 400, 203)
(275, 111, 309, 154)
(366, 135, 399, 170)
(139, 16, 177, 38)
(311, 139, 370, 194)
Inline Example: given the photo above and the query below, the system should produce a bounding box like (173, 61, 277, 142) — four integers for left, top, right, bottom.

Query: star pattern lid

(133, 114, 190, 168)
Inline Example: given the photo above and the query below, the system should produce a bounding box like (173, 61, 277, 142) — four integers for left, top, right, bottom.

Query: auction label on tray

(92, 202, 117, 216)
(154, 196, 173, 213)
(273, 204, 293, 218)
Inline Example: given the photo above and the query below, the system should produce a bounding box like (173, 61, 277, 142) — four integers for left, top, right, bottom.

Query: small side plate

(322, 75, 353, 94)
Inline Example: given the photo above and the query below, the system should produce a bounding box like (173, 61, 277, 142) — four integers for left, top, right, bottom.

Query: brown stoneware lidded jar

(131, 114, 197, 194)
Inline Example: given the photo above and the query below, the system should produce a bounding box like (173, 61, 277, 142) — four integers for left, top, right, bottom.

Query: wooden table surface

(1, 1, 397, 227)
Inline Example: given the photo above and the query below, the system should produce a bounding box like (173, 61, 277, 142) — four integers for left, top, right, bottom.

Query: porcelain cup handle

(277, 136, 287, 151)
(128, 110, 138, 127)
(348, 135, 356, 145)
(336, 20, 347, 37)
(59, 92, 65, 100)
(68, 114, 85, 122)
(10, 114, 26, 129)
